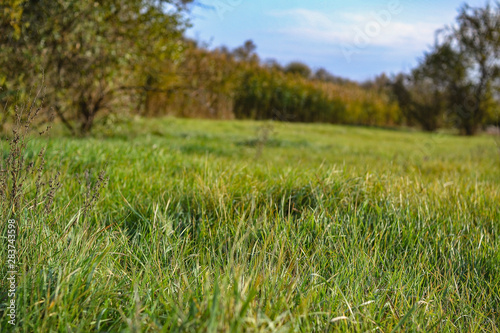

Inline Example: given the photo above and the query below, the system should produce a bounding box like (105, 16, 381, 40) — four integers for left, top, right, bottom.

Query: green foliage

(284, 61, 312, 78)
(395, 2, 500, 135)
(233, 66, 346, 123)
(391, 71, 447, 132)
(0, 0, 25, 40)
(0, 0, 191, 135)
(450, 2, 500, 135)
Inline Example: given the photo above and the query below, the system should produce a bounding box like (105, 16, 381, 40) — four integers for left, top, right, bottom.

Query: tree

(400, 3, 500, 135)
(233, 40, 258, 62)
(449, 2, 500, 135)
(285, 62, 312, 79)
(401, 42, 467, 132)
(0, 0, 192, 135)
(314, 68, 334, 82)
(391, 72, 445, 132)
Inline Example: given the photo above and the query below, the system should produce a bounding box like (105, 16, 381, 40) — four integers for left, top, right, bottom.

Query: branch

(53, 105, 76, 136)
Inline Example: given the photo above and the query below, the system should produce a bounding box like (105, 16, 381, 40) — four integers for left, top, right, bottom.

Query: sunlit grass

(1, 117, 499, 332)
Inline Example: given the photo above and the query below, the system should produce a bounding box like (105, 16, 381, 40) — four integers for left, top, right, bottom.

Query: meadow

(1, 117, 499, 332)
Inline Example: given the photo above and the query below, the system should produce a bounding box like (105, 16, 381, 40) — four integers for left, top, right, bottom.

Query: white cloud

(267, 8, 444, 53)
(270, 8, 337, 30)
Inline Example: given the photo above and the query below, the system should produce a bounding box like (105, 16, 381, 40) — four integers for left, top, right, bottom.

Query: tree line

(143, 39, 401, 127)
(1, 1, 499, 135)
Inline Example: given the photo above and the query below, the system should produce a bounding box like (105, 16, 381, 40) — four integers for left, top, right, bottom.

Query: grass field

(1, 117, 500, 332)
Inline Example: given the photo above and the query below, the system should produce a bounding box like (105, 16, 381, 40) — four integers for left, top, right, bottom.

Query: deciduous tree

(1, 0, 192, 135)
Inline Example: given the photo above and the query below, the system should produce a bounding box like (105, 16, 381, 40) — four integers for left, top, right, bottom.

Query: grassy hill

(1, 118, 499, 331)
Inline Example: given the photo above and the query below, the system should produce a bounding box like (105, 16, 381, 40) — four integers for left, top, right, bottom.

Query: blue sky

(185, 0, 490, 81)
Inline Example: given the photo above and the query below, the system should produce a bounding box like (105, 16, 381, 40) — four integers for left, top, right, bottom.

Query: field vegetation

(1, 116, 499, 331)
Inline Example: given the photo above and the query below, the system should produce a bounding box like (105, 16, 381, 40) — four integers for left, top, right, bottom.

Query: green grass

(1, 117, 499, 332)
